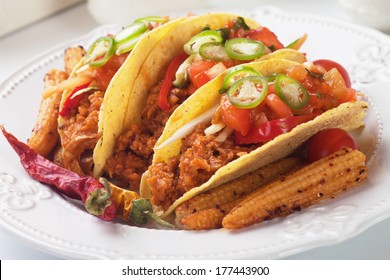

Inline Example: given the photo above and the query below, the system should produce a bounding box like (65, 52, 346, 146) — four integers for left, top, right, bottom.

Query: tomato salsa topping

(158, 17, 291, 111)
(217, 61, 357, 144)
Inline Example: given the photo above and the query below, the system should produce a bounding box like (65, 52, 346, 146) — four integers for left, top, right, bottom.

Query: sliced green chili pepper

(220, 66, 260, 93)
(172, 54, 195, 88)
(183, 30, 223, 55)
(115, 32, 146, 55)
(286, 33, 308, 50)
(199, 42, 230, 62)
(267, 73, 278, 82)
(86, 36, 115, 67)
(275, 74, 309, 110)
(114, 22, 147, 44)
(227, 76, 268, 109)
(135, 16, 169, 23)
(286, 38, 299, 49)
(225, 38, 265, 60)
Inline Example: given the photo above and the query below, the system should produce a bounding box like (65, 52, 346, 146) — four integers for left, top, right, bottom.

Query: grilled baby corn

(28, 69, 68, 156)
(28, 47, 86, 157)
(175, 157, 303, 229)
(222, 148, 368, 229)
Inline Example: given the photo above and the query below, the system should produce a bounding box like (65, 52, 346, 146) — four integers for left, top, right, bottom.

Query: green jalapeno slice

(274, 74, 309, 110)
(224, 38, 265, 60)
(86, 36, 115, 67)
(115, 32, 146, 55)
(114, 22, 148, 44)
(183, 30, 223, 55)
(227, 75, 268, 109)
(199, 42, 230, 62)
(135, 16, 169, 23)
(220, 66, 261, 93)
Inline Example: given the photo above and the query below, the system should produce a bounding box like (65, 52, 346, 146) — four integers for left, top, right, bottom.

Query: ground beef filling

(104, 83, 192, 190)
(58, 90, 103, 174)
(147, 125, 254, 210)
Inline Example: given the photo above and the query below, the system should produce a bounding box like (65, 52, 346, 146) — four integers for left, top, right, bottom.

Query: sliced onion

(42, 75, 94, 99)
(206, 62, 227, 80)
(214, 126, 233, 142)
(70, 86, 99, 100)
(154, 104, 219, 150)
(204, 122, 225, 136)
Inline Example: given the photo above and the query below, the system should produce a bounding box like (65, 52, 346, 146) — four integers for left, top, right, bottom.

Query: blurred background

(1, 0, 389, 38)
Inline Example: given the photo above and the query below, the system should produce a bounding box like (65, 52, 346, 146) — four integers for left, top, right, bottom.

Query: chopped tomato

(234, 114, 318, 145)
(92, 53, 128, 91)
(265, 93, 294, 119)
(323, 68, 347, 101)
(308, 92, 325, 109)
(245, 27, 284, 50)
(220, 95, 252, 136)
(188, 60, 217, 89)
(222, 60, 239, 68)
(338, 87, 358, 103)
(313, 59, 351, 88)
(287, 65, 308, 81)
(306, 128, 359, 163)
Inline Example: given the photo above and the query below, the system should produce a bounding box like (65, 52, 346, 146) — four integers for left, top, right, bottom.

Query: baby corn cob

(222, 148, 368, 229)
(175, 157, 303, 229)
(28, 46, 86, 157)
(28, 69, 68, 156)
(64, 46, 86, 75)
(177, 199, 243, 230)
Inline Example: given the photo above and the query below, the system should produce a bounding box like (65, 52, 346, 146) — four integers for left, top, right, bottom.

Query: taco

(94, 13, 307, 190)
(41, 16, 186, 175)
(140, 59, 368, 217)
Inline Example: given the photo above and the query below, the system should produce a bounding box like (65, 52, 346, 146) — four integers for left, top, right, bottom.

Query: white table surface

(1, 0, 390, 260)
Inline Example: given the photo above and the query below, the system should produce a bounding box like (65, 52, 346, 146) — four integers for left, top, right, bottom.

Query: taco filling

(102, 16, 301, 190)
(146, 61, 361, 210)
(42, 17, 170, 175)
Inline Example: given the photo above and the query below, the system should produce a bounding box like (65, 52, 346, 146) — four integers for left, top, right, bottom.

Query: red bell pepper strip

(234, 114, 318, 145)
(1, 126, 116, 221)
(158, 52, 189, 110)
(59, 83, 91, 117)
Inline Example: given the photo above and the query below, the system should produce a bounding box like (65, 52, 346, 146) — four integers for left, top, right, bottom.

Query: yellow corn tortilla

(92, 13, 264, 177)
(92, 17, 186, 177)
(140, 59, 368, 217)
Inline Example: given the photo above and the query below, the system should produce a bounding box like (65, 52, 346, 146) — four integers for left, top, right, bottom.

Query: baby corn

(222, 148, 368, 229)
(175, 157, 303, 229)
(64, 46, 86, 75)
(177, 199, 242, 230)
(28, 69, 68, 156)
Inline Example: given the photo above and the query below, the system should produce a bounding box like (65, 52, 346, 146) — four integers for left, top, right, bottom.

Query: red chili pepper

(1, 126, 116, 221)
(234, 114, 318, 145)
(59, 83, 91, 117)
(158, 52, 189, 111)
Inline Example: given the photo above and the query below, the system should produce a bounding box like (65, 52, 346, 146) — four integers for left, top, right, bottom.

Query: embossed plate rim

(0, 6, 390, 259)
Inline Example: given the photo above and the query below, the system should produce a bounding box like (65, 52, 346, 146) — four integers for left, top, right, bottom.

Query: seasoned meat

(147, 125, 253, 210)
(103, 82, 193, 190)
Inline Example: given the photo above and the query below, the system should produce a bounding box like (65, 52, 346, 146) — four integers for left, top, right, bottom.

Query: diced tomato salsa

(219, 64, 357, 145)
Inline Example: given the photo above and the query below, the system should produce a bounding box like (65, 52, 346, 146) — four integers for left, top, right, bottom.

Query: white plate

(0, 7, 389, 259)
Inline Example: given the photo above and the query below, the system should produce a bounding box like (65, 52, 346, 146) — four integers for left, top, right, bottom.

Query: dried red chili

(1, 126, 116, 221)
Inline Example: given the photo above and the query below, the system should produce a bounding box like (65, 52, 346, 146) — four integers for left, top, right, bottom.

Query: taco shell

(140, 59, 368, 217)
(92, 17, 186, 177)
(92, 13, 263, 177)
